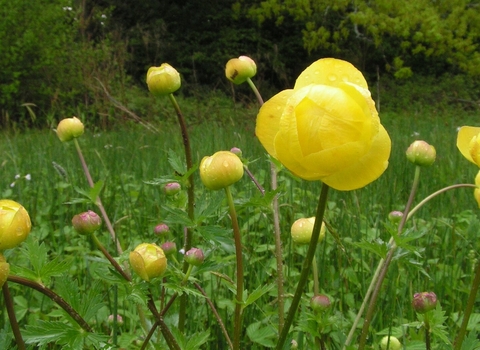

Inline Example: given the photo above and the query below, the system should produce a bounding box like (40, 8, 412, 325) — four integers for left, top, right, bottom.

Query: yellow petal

(294, 58, 369, 91)
(457, 126, 480, 165)
(255, 89, 294, 158)
(321, 124, 391, 191)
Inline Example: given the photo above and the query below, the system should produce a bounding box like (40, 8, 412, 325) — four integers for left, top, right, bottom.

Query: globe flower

(56, 117, 84, 142)
(154, 223, 170, 236)
(256, 58, 391, 191)
(225, 56, 256, 84)
(161, 241, 177, 256)
(146, 63, 181, 96)
(184, 247, 205, 266)
(475, 171, 480, 208)
(129, 243, 167, 282)
(72, 210, 102, 235)
(412, 291, 437, 314)
(310, 294, 332, 313)
(0, 254, 10, 288)
(200, 151, 244, 190)
(0, 199, 32, 250)
(457, 126, 480, 166)
(163, 182, 181, 196)
(290, 217, 326, 244)
(380, 336, 402, 350)
(406, 140, 436, 166)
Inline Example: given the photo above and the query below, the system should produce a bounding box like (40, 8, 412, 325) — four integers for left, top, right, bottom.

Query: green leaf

(168, 148, 187, 175)
(185, 330, 210, 350)
(246, 321, 276, 347)
(244, 283, 275, 308)
(161, 205, 195, 227)
(353, 238, 388, 259)
(23, 320, 76, 347)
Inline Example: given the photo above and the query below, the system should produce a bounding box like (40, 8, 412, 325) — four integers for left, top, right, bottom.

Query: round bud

(184, 247, 205, 266)
(406, 140, 436, 166)
(412, 291, 437, 314)
(225, 56, 257, 84)
(0, 199, 32, 250)
(161, 241, 177, 256)
(146, 63, 181, 96)
(388, 211, 403, 224)
(129, 243, 167, 282)
(380, 336, 402, 350)
(230, 147, 242, 158)
(72, 210, 102, 235)
(56, 117, 84, 142)
(310, 294, 332, 313)
(163, 182, 181, 196)
(154, 223, 170, 236)
(200, 151, 244, 190)
(0, 254, 10, 288)
(107, 314, 124, 326)
(291, 217, 325, 245)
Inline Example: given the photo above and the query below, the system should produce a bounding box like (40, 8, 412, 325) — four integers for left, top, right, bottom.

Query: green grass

(1, 102, 480, 349)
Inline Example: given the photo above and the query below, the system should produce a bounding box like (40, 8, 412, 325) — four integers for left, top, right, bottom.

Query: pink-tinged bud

(163, 182, 181, 196)
(290, 340, 298, 349)
(154, 223, 170, 236)
(161, 241, 177, 256)
(129, 243, 167, 282)
(388, 211, 403, 224)
(184, 247, 204, 266)
(380, 336, 402, 350)
(0, 254, 10, 288)
(412, 291, 437, 314)
(406, 140, 436, 166)
(72, 211, 102, 235)
(291, 217, 325, 245)
(56, 117, 84, 142)
(146, 63, 181, 96)
(107, 314, 124, 326)
(225, 56, 257, 84)
(200, 151, 244, 190)
(230, 147, 242, 158)
(0, 199, 32, 250)
(310, 294, 332, 313)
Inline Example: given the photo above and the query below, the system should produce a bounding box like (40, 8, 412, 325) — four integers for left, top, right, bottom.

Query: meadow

(1, 94, 480, 349)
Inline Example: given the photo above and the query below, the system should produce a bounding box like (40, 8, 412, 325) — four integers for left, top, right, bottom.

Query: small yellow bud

(200, 151, 244, 190)
(291, 217, 325, 245)
(0, 199, 32, 250)
(225, 56, 256, 84)
(0, 254, 10, 288)
(56, 117, 84, 142)
(146, 63, 181, 96)
(380, 336, 401, 350)
(129, 243, 167, 281)
(406, 140, 436, 166)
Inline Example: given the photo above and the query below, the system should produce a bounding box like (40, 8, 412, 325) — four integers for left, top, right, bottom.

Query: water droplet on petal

(328, 74, 337, 82)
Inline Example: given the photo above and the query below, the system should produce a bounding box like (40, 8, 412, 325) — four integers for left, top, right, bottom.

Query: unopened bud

(310, 294, 331, 313)
(290, 340, 298, 349)
(163, 182, 181, 196)
(0, 254, 10, 288)
(129, 243, 167, 281)
(291, 217, 325, 245)
(406, 140, 436, 166)
(56, 117, 84, 142)
(225, 56, 257, 84)
(388, 211, 403, 224)
(72, 211, 102, 235)
(154, 223, 170, 236)
(107, 314, 124, 326)
(146, 63, 181, 96)
(230, 147, 242, 158)
(184, 247, 204, 266)
(380, 336, 402, 350)
(412, 291, 437, 314)
(200, 151, 244, 190)
(161, 241, 177, 256)
(0, 199, 32, 250)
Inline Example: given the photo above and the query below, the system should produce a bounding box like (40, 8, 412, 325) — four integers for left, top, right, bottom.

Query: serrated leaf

(185, 330, 210, 350)
(461, 331, 480, 350)
(168, 148, 187, 175)
(244, 283, 275, 308)
(246, 321, 276, 347)
(161, 205, 195, 227)
(353, 239, 388, 259)
(23, 320, 75, 346)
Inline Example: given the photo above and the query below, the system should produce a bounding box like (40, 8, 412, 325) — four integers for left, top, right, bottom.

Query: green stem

(168, 93, 195, 332)
(425, 313, 431, 350)
(7, 275, 92, 332)
(91, 232, 131, 281)
(312, 256, 319, 296)
(358, 166, 421, 349)
(225, 186, 244, 350)
(73, 138, 123, 255)
(276, 184, 330, 350)
(246, 78, 264, 105)
(3, 282, 26, 350)
(454, 257, 480, 349)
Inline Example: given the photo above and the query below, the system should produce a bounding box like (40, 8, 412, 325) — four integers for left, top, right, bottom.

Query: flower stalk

(3, 282, 26, 350)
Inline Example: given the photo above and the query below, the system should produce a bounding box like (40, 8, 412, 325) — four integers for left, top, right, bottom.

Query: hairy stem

(91, 232, 131, 281)
(276, 184, 330, 350)
(3, 282, 26, 350)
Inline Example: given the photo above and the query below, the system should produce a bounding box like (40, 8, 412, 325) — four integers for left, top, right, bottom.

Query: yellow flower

(474, 170, 480, 208)
(256, 58, 391, 191)
(0, 199, 32, 250)
(200, 151, 244, 190)
(146, 63, 181, 96)
(290, 217, 326, 245)
(456, 126, 480, 166)
(0, 254, 9, 288)
(129, 243, 167, 282)
(225, 56, 256, 84)
(56, 117, 84, 142)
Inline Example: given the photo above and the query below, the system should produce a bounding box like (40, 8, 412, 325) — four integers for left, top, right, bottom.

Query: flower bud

(56, 117, 84, 142)
(380, 336, 402, 350)
(184, 247, 204, 266)
(129, 243, 167, 281)
(406, 140, 436, 166)
(107, 314, 124, 326)
(474, 170, 480, 208)
(72, 210, 102, 235)
(412, 291, 437, 313)
(163, 182, 181, 196)
(161, 241, 177, 256)
(310, 294, 331, 313)
(0, 254, 10, 288)
(200, 151, 244, 190)
(154, 223, 170, 236)
(0, 199, 32, 250)
(388, 211, 403, 224)
(290, 340, 298, 349)
(230, 147, 242, 158)
(291, 217, 325, 245)
(146, 63, 181, 96)
(225, 56, 256, 84)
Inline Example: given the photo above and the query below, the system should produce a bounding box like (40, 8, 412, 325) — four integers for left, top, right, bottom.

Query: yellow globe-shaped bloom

(256, 58, 391, 191)
(457, 126, 480, 166)
(146, 63, 181, 96)
(0, 199, 32, 250)
(129, 243, 167, 282)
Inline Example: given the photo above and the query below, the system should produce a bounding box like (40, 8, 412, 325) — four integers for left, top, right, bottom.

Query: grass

(1, 98, 480, 349)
